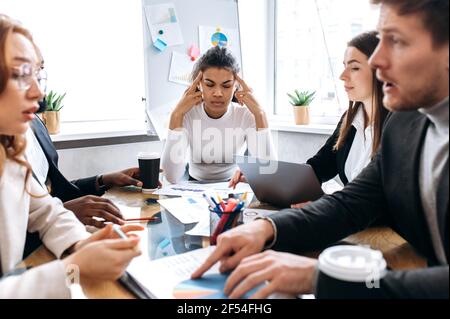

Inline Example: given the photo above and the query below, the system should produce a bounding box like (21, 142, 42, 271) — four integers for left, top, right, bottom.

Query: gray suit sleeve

(380, 266, 449, 299)
(270, 151, 387, 254)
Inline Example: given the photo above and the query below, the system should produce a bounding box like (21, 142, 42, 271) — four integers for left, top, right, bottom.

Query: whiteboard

(141, 0, 242, 139)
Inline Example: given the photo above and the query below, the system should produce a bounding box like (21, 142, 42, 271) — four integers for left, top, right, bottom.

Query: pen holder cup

(209, 204, 243, 246)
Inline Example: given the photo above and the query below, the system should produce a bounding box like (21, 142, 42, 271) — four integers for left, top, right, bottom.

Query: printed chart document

(127, 246, 217, 299)
(144, 3, 183, 46)
(169, 51, 195, 86)
(185, 214, 210, 237)
(154, 182, 253, 198)
(153, 182, 211, 197)
(158, 196, 210, 224)
(127, 247, 265, 299)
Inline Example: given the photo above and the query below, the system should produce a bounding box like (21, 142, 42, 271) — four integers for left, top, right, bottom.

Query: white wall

(56, 132, 329, 181)
(57, 141, 163, 180)
(273, 131, 329, 164)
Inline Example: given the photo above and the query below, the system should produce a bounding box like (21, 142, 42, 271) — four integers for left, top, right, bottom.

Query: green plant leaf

(45, 90, 66, 112)
(287, 89, 316, 106)
(287, 93, 299, 106)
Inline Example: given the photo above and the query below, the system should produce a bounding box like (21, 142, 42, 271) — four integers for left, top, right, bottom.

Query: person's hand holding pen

(63, 224, 144, 281)
(72, 224, 144, 252)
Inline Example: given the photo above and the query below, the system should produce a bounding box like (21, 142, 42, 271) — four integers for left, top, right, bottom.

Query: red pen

(224, 198, 239, 213)
(210, 213, 231, 245)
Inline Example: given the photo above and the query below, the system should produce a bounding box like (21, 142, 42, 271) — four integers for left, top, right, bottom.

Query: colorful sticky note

(188, 45, 200, 61)
(153, 38, 168, 52)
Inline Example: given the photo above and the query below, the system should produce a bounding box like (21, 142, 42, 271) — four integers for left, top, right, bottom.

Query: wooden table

(22, 187, 427, 298)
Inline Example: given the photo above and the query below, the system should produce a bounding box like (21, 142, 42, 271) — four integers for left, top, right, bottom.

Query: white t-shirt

(161, 103, 276, 183)
(344, 107, 374, 183)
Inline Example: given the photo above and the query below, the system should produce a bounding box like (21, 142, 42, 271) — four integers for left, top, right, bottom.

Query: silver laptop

(235, 155, 324, 208)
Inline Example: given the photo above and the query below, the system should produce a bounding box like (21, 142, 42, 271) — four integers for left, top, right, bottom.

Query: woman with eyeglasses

(0, 14, 143, 298)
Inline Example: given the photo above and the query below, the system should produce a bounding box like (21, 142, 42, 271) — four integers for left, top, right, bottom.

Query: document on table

(153, 183, 211, 197)
(127, 247, 294, 299)
(115, 203, 142, 220)
(158, 196, 210, 224)
(202, 181, 253, 197)
(127, 246, 219, 299)
(154, 182, 254, 198)
(185, 214, 210, 237)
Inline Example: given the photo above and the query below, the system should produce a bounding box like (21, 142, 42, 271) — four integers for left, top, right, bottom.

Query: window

(275, 0, 379, 121)
(1, 0, 145, 123)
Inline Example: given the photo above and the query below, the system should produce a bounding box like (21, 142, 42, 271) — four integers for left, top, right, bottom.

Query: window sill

(50, 119, 151, 142)
(270, 122, 335, 135)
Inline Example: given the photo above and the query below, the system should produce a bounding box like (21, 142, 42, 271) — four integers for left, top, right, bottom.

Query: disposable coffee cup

(315, 245, 387, 299)
(138, 152, 160, 194)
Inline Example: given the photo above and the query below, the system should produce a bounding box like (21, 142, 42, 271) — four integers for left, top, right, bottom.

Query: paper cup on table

(137, 152, 160, 194)
(315, 245, 387, 299)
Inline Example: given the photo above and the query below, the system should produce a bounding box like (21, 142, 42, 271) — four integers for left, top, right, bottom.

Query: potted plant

(288, 90, 316, 125)
(42, 90, 66, 134)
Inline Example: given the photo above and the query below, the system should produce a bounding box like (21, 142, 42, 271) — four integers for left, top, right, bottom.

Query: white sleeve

(161, 129, 189, 184)
(0, 260, 71, 298)
(28, 178, 90, 259)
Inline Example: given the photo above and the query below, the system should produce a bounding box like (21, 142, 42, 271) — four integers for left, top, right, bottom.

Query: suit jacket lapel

(436, 159, 449, 260)
(402, 115, 435, 256)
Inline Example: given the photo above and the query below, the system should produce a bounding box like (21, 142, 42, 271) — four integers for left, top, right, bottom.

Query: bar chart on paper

(172, 273, 263, 299)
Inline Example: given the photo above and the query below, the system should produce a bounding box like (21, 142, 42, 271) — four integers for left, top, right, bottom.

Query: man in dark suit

(193, 0, 448, 298)
(23, 115, 148, 257)
(29, 115, 144, 227)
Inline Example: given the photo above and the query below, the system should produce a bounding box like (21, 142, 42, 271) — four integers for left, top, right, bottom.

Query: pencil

(125, 216, 159, 222)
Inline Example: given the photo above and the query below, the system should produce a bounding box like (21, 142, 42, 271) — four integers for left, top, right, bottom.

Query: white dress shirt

(25, 128, 49, 187)
(344, 107, 374, 184)
(419, 97, 449, 265)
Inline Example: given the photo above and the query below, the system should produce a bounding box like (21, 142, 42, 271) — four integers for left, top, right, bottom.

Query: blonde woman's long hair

(0, 15, 35, 187)
(334, 31, 389, 159)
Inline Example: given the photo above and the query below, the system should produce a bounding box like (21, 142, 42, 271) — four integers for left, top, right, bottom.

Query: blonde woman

(0, 15, 142, 298)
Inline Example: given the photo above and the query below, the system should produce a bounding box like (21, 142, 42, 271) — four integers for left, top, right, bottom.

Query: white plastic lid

(137, 152, 160, 160)
(318, 245, 387, 282)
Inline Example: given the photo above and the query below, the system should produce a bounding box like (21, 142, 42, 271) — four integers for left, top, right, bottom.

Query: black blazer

(306, 113, 356, 186)
(23, 118, 105, 259)
(30, 117, 104, 202)
(270, 110, 449, 298)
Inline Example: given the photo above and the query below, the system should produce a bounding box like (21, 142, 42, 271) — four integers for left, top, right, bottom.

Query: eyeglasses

(10, 63, 47, 93)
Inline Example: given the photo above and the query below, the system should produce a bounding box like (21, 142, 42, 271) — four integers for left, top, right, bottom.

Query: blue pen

(209, 196, 224, 215)
(210, 196, 219, 207)
(213, 206, 223, 217)
(232, 201, 244, 213)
